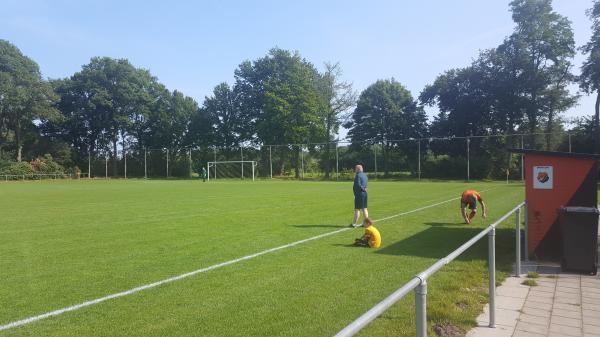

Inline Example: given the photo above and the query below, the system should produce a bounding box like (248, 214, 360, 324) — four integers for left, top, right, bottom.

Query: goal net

(207, 161, 257, 181)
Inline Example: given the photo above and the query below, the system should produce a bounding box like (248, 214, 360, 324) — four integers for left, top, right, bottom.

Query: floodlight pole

(269, 145, 273, 179)
(568, 133, 572, 152)
(213, 146, 217, 179)
(466, 137, 470, 182)
(144, 148, 147, 179)
(335, 142, 339, 181)
(241, 146, 244, 179)
(166, 149, 169, 178)
(105, 155, 108, 179)
(188, 148, 192, 179)
(252, 161, 255, 181)
(417, 139, 421, 181)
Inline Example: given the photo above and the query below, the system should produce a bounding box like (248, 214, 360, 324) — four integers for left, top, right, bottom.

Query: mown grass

(0, 179, 524, 336)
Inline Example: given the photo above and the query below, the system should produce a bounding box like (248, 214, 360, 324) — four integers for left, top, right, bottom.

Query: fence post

(568, 133, 572, 153)
(373, 144, 378, 179)
(418, 139, 421, 181)
(269, 145, 273, 179)
(300, 145, 304, 180)
(335, 142, 339, 181)
(241, 146, 244, 179)
(515, 207, 521, 277)
(415, 280, 428, 337)
(88, 150, 91, 179)
(521, 135, 524, 181)
(166, 149, 169, 178)
(214, 146, 217, 179)
(189, 148, 192, 179)
(466, 137, 470, 182)
(124, 145, 127, 179)
(105, 156, 108, 179)
(252, 161, 255, 182)
(144, 148, 147, 179)
(488, 227, 496, 328)
(524, 201, 529, 261)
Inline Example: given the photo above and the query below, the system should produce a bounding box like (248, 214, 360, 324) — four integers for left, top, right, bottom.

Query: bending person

(460, 189, 486, 224)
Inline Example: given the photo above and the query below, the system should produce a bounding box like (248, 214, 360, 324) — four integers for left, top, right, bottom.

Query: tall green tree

(202, 82, 251, 151)
(346, 79, 427, 176)
(53, 57, 158, 176)
(0, 40, 59, 162)
(235, 48, 327, 177)
(580, 0, 600, 153)
(318, 62, 356, 177)
(507, 0, 576, 148)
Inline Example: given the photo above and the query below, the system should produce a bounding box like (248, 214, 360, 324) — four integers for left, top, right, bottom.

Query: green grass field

(0, 179, 525, 337)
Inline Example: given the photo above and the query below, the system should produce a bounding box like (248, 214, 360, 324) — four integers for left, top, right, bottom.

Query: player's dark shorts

(354, 192, 368, 209)
(467, 200, 477, 211)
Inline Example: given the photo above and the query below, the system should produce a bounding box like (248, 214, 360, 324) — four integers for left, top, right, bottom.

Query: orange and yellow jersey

(365, 225, 381, 248)
(461, 190, 482, 203)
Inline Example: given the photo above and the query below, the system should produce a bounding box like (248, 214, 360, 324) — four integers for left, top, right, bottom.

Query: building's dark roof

(509, 149, 600, 160)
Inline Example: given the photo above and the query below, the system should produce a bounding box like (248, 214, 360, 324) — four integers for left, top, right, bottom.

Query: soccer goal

(207, 161, 257, 181)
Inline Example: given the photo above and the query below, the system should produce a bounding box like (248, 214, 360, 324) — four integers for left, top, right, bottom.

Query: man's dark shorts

(355, 192, 368, 209)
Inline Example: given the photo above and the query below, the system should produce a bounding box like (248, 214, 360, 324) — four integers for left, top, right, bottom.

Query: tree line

(1, 0, 600, 179)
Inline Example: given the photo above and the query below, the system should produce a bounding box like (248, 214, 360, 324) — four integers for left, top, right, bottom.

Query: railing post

(415, 280, 427, 337)
(515, 207, 521, 277)
(524, 201, 529, 261)
(488, 227, 496, 328)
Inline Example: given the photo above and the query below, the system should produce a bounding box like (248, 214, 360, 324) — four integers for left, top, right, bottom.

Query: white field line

(0, 187, 500, 331)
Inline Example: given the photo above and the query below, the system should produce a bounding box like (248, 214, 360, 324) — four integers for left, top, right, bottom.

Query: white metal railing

(0, 173, 75, 181)
(334, 201, 527, 337)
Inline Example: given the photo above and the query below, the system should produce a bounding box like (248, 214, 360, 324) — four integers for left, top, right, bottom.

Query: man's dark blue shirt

(353, 171, 368, 196)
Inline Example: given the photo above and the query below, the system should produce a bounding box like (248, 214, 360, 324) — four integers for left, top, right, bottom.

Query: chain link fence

(78, 131, 587, 181)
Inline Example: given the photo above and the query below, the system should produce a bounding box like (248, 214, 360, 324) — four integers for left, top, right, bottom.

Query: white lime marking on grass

(0, 186, 502, 331)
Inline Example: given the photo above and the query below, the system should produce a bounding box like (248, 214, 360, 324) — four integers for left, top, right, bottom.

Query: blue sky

(1, 0, 595, 130)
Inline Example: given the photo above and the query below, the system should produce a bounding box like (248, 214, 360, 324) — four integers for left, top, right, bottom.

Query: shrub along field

(0, 179, 524, 337)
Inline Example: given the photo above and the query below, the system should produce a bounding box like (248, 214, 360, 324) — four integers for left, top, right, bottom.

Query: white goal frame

(207, 161, 257, 181)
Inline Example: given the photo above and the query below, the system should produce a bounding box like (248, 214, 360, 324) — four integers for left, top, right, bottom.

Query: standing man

(350, 164, 369, 227)
(460, 189, 487, 224)
(201, 166, 207, 182)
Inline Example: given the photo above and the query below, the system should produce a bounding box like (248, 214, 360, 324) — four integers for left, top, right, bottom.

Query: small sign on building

(533, 166, 553, 189)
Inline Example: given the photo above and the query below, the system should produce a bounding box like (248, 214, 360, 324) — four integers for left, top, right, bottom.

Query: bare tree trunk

(383, 143, 390, 177)
(15, 120, 22, 162)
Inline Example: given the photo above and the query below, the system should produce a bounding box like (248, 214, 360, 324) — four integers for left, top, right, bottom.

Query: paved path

(467, 271, 600, 337)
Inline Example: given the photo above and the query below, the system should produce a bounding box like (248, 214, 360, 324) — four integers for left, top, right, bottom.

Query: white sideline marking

(0, 187, 499, 331)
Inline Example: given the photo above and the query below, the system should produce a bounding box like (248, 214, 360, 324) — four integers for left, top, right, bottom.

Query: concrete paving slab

(521, 307, 551, 318)
(550, 315, 583, 328)
(515, 321, 549, 335)
(548, 323, 582, 336)
(585, 324, 600, 335)
(523, 300, 554, 311)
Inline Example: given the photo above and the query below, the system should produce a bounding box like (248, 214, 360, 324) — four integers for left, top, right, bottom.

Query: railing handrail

(334, 201, 525, 337)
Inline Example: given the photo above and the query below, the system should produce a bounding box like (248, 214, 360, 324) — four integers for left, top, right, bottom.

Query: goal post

(207, 161, 257, 181)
